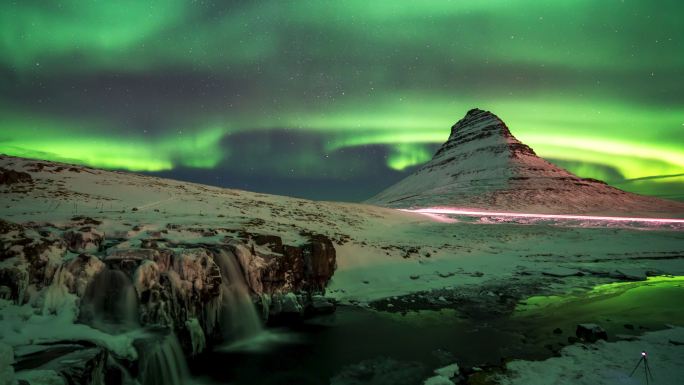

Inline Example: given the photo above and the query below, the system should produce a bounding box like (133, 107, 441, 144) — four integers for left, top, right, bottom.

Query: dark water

(191, 306, 533, 385)
(191, 277, 684, 385)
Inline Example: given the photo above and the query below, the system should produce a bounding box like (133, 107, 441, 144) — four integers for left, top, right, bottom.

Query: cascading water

(212, 249, 263, 341)
(80, 266, 139, 332)
(138, 331, 189, 385)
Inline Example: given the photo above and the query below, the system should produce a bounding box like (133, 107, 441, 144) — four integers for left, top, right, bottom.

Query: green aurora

(1, 0, 683, 200)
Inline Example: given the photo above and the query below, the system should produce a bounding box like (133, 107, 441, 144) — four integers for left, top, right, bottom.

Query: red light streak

(401, 207, 684, 224)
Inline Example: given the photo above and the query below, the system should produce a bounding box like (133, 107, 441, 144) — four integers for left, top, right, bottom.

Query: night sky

(1, 1, 683, 201)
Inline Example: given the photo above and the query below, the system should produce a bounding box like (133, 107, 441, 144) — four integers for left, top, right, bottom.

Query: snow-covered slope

(367, 108, 684, 216)
(2, 153, 684, 384)
(2, 153, 682, 305)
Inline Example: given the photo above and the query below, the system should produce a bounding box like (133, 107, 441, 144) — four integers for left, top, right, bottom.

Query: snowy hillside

(367, 108, 684, 216)
(1, 154, 684, 385)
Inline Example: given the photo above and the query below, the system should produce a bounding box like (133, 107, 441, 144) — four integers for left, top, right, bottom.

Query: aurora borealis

(1, 1, 682, 201)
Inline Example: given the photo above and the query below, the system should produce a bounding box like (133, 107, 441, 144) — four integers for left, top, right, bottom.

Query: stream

(190, 276, 684, 385)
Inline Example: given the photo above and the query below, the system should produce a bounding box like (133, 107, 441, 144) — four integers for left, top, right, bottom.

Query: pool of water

(190, 276, 684, 385)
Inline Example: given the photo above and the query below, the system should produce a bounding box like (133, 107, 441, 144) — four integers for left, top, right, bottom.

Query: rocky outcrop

(0, 220, 66, 304)
(13, 344, 108, 385)
(0, 167, 32, 185)
(233, 233, 337, 295)
(64, 227, 105, 253)
(576, 323, 608, 343)
(0, 216, 338, 383)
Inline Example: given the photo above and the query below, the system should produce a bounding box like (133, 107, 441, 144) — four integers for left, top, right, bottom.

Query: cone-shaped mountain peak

(367, 109, 684, 216)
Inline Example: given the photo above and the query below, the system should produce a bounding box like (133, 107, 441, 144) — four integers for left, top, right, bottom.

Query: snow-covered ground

(2, 154, 684, 384)
(494, 326, 684, 385)
(2, 154, 684, 304)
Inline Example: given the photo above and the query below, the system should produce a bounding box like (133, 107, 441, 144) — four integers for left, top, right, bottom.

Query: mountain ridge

(366, 108, 684, 217)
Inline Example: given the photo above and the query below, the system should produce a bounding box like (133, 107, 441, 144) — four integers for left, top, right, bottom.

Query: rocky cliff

(0, 215, 336, 383)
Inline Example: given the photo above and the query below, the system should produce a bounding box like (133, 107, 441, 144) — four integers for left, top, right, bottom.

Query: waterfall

(80, 266, 139, 332)
(212, 249, 263, 341)
(138, 332, 189, 385)
(42, 265, 75, 317)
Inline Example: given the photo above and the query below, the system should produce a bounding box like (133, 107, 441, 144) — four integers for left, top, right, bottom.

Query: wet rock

(63, 227, 104, 253)
(15, 345, 108, 385)
(270, 292, 304, 316)
(309, 295, 335, 315)
(576, 323, 607, 342)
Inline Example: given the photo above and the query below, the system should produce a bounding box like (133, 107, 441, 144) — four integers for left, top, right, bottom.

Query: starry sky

(1, 0, 683, 201)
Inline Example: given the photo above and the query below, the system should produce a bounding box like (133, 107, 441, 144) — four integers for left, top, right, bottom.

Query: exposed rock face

(63, 227, 105, 253)
(0, 220, 66, 304)
(367, 108, 684, 215)
(105, 234, 337, 341)
(1, 216, 338, 367)
(236, 234, 337, 295)
(0, 167, 32, 185)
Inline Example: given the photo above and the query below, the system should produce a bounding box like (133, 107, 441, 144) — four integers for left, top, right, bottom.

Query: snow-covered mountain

(367, 108, 684, 216)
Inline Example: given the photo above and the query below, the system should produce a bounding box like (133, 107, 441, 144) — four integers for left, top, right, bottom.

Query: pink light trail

(401, 208, 684, 224)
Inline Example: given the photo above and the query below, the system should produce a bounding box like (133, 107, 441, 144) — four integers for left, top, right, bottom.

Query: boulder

(309, 295, 336, 315)
(63, 227, 104, 253)
(576, 323, 607, 342)
(14, 344, 107, 385)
